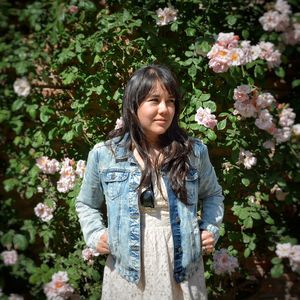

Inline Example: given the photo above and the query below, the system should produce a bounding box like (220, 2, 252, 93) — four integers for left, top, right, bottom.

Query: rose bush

(0, 0, 299, 299)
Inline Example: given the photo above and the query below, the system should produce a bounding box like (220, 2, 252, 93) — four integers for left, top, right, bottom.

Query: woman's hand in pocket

(96, 231, 110, 254)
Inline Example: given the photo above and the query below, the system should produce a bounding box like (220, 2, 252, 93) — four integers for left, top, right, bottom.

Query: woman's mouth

(154, 119, 167, 124)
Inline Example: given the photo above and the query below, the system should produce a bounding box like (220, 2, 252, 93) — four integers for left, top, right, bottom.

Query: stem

(241, 65, 246, 78)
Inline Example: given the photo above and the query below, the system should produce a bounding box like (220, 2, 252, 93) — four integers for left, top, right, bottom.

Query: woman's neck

(132, 144, 162, 167)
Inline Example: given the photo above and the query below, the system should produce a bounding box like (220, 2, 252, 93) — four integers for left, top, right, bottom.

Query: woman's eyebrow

(148, 93, 160, 97)
(148, 93, 175, 99)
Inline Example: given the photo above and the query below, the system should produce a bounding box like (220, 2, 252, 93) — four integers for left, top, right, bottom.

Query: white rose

(292, 124, 300, 136)
(13, 77, 31, 97)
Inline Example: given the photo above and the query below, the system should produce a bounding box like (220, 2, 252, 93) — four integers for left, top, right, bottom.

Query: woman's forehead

(148, 80, 171, 96)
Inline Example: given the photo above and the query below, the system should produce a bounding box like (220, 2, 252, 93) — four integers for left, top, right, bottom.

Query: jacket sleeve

(196, 142, 224, 244)
(75, 147, 107, 250)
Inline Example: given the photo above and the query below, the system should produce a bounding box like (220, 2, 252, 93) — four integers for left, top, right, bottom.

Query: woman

(76, 65, 224, 299)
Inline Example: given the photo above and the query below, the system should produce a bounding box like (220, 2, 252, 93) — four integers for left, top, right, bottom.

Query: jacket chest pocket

(103, 170, 129, 200)
(186, 169, 199, 204)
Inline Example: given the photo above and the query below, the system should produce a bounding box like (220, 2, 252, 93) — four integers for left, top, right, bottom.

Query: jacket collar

(111, 132, 169, 169)
(112, 133, 134, 162)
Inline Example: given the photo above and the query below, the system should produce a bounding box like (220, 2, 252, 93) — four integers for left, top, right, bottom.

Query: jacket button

(175, 216, 181, 224)
(177, 247, 182, 254)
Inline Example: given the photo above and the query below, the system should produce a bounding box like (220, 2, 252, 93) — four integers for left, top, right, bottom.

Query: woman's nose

(158, 101, 168, 114)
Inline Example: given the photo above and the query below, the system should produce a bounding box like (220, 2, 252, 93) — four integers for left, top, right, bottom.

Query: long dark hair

(108, 64, 193, 203)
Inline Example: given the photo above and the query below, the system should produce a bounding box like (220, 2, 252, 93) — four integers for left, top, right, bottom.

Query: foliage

(0, 0, 299, 299)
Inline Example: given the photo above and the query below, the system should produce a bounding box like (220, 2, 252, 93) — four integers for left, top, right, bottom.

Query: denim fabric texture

(76, 133, 224, 284)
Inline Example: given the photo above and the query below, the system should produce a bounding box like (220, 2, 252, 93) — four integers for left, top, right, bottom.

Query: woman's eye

(168, 99, 175, 104)
(149, 98, 159, 102)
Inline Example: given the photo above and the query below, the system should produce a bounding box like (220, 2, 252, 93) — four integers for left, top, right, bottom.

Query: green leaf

(185, 51, 194, 58)
(32, 131, 46, 148)
(292, 79, 300, 88)
(15, 61, 29, 74)
(22, 257, 36, 274)
(242, 233, 251, 243)
(21, 220, 36, 244)
(59, 116, 71, 126)
(26, 104, 39, 119)
(93, 54, 101, 65)
(29, 273, 39, 285)
(189, 123, 200, 130)
(242, 30, 249, 39)
(0, 110, 11, 123)
(275, 67, 285, 78)
(247, 77, 255, 85)
(188, 65, 197, 78)
(62, 130, 75, 143)
(39, 229, 55, 248)
(244, 248, 251, 257)
(244, 217, 253, 228)
(249, 241, 256, 250)
(195, 41, 211, 54)
(265, 216, 274, 225)
(25, 186, 35, 199)
(251, 212, 261, 220)
(185, 27, 196, 36)
(170, 22, 178, 32)
(271, 264, 284, 278)
(113, 89, 122, 101)
(1, 230, 14, 247)
(61, 66, 79, 84)
(13, 234, 28, 251)
(91, 269, 101, 281)
(227, 15, 237, 26)
(181, 58, 194, 66)
(41, 263, 50, 272)
(199, 93, 211, 102)
(254, 65, 264, 78)
(271, 257, 282, 265)
(217, 119, 227, 130)
(40, 105, 54, 123)
(58, 48, 76, 64)
(242, 178, 250, 187)
(86, 85, 104, 96)
(68, 267, 81, 281)
(3, 178, 19, 192)
(239, 208, 249, 220)
(48, 127, 59, 140)
(207, 130, 217, 141)
(10, 118, 23, 134)
(78, 0, 96, 11)
(11, 98, 25, 111)
(73, 122, 83, 134)
(203, 101, 216, 112)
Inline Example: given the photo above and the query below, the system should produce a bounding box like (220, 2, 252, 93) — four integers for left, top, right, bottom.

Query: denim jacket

(76, 133, 224, 284)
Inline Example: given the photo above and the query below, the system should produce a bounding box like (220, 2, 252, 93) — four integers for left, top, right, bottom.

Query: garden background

(0, 0, 299, 299)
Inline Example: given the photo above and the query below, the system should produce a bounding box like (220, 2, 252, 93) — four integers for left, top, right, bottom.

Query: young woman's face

(137, 81, 176, 145)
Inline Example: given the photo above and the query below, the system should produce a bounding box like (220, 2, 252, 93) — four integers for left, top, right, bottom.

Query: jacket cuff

(199, 223, 220, 245)
(90, 228, 107, 251)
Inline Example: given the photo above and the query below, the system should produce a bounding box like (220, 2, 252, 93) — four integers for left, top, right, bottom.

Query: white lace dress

(101, 175, 207, 300)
